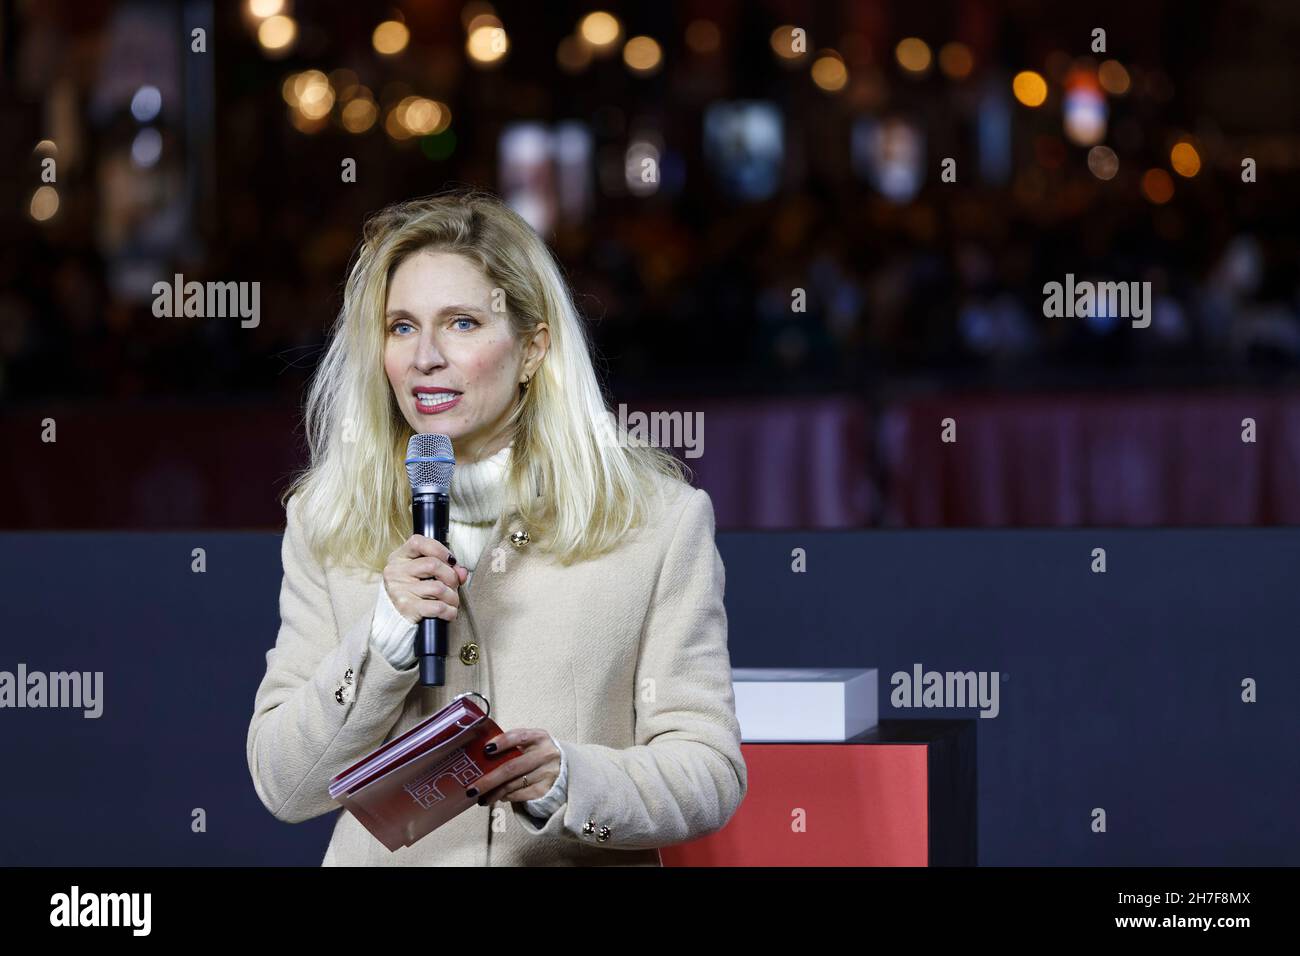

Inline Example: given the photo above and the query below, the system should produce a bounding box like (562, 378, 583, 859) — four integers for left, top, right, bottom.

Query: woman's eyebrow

(385, 305, 487, 319)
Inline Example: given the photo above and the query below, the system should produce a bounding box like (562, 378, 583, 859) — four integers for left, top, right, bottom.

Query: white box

(731, 668, 878, 742)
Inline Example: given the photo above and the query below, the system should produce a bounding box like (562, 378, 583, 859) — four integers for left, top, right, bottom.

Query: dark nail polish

(485, 743, 497, 754)
(476, 797, 486, 806)
(448, 554, 457, 566)
(466, 787, 478, 797)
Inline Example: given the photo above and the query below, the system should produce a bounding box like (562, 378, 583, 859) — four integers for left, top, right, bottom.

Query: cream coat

(246, 474, 747, 865)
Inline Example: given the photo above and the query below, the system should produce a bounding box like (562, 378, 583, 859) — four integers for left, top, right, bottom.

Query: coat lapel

(458, 507, 532, 644)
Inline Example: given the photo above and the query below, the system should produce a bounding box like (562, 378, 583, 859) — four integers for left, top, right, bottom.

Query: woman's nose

(414, 331, 446, 371)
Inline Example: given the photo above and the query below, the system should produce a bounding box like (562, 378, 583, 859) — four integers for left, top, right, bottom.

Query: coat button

(596, 826, 611, 843)
(582, 817, 596, 836)
(335, 667, 355, 704)
(459, 642, 480, 665)
(510, 529, 530, 549)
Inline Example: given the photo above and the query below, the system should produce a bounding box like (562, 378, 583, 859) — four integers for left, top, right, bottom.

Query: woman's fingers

(412, 599, 458, 622)
(393, 533, 454, 563)
(382, 535, 472, 625)
(404, 555, 461, 591)
(471, 752, 553, 805)
(467, 730, 562, 804)
(386, 588, 459, 624)
(407, 577, 459, 606)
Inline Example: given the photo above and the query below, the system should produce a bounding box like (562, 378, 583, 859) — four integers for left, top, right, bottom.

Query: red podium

(661, 720, 976, 866)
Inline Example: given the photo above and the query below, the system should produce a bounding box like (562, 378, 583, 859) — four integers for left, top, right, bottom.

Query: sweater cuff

(523, 736, 568, 820)
(368, 579, 418, 670)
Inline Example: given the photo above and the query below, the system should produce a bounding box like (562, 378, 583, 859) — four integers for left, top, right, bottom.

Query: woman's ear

(522, 324, 550, 382)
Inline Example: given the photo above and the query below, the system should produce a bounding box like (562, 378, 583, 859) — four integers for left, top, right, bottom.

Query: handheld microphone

(405, 433, 455, 687)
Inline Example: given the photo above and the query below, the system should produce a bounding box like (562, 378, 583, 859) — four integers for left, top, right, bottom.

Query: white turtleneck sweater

(367, 441, 568, 822)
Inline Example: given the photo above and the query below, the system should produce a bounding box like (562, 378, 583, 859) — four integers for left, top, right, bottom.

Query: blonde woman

(246, 189, 747, 865)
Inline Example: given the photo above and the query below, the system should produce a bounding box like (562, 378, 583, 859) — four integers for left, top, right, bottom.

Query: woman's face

(384, 249, 547, 463)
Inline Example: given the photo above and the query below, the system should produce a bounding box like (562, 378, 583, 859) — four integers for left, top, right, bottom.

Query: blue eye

(390, 320, 414, 334)
(452, 316, 479, 331)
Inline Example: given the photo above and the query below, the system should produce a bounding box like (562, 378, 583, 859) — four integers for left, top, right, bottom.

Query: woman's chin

(411, 423, 479, 448)
(412, 423, 463, 436)
(406, 408, 466, 434)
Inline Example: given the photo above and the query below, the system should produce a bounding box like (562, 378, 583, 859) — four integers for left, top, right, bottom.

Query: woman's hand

(383, 533, 469, 625)
(467, 728, 562, 806)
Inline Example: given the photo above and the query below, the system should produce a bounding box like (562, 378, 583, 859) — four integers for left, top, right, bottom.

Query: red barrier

(661, 742, 930, 866)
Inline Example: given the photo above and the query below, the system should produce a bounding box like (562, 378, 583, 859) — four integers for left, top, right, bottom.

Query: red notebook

(328, 692, 524, 852)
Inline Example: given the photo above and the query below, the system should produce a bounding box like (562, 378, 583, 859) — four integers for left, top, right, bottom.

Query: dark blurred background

(2, 0, 1299, 528)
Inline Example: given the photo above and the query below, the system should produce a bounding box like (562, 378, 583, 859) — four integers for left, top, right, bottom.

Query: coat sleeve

(512, 487, 748, 849)
(246, 494, 421, 823)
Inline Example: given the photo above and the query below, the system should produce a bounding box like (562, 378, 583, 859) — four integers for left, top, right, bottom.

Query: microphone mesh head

(405, 433, 455, 491)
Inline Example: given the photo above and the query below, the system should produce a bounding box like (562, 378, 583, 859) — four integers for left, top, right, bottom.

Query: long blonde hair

(281, 188, 687, 571)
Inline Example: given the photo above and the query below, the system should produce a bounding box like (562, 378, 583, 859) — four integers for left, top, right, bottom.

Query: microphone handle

(412, 491, 450, 686)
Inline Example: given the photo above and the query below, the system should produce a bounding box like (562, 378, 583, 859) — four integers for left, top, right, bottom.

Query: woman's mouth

(413, 390, 462, 414)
